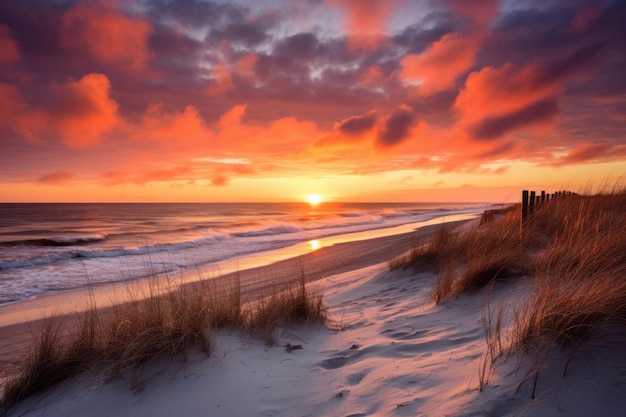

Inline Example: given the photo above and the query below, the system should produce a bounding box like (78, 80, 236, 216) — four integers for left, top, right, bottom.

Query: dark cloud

(471, 98, 560, 141)
(146, 0, 245, 31)
(278, 32, 321, 60)
(207, 20, 271, 47)
(534, 40, 609, 87)
(0, 0, 625, 180)
(392, 21, 453, 54)
(336, 112, 377, 136)
(376, 107, 417, 147)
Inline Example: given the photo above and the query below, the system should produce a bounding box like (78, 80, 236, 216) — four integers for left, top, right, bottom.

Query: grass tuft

(391, 205, 531, 302)
(1, 266, 328, 413)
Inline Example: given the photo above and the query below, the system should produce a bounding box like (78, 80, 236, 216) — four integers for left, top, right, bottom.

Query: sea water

(0, 202, 486, 306)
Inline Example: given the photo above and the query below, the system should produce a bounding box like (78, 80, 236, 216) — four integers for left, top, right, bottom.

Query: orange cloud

(0, 24, 20, 65)
(326, 0, 393, 49)
(209, 175, 229, 186)
(400, 32, 480, 95)
(51, 73, 121, 147)
(1, 74, 120, 147)
(217, 104, 320, 155)
(218, 104, 247, 132)
(454, 63, 562, 140)
(139, 104, 214, 147)
(60, 2, 153, 71)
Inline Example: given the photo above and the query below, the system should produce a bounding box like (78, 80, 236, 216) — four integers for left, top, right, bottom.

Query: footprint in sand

(346, 370, 368, 385)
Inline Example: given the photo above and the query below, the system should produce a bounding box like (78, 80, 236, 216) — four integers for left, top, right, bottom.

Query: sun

(306, 194, 323, 206)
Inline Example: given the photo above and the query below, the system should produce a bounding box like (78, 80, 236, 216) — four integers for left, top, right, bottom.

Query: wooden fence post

(530, 191, 536, 214)
(522, 190, 529, 219)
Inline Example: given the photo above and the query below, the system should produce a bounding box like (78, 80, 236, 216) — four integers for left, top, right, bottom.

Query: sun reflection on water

(309, 239, 320, 250)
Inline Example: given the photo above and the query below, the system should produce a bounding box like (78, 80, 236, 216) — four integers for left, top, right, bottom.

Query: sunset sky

(0, 0, 624, 203)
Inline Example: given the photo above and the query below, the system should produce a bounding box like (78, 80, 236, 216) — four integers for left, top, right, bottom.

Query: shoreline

(0, 214, 478, 327)
(0, 218, 473, 372)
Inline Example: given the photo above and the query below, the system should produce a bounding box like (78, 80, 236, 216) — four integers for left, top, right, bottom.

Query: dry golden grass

(389, 183, 626, 395)
(468, 185, 626, 396)
(1, 269, 327, 414)
(390, 204, 532, 303)
(512, 188, 626, 349)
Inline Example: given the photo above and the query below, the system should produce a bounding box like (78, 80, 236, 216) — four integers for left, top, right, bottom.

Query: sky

(0, 0, 624, 203)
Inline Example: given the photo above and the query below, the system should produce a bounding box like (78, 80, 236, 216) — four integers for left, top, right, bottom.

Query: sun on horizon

(306, 194, 323, 206)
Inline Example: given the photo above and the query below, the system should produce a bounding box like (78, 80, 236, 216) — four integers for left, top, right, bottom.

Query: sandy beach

(3, 197, 626, 417)
(0, 220, 466, 380)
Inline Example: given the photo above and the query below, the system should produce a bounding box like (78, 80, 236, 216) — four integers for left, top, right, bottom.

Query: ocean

(0, 202, 486, 306)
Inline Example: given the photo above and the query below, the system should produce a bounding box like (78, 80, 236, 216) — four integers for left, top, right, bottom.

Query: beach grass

(506, 186, 626, 394)
(391, 184, 626, 394)
(390, 203, 531, 303)
(1, 267, 327, 414)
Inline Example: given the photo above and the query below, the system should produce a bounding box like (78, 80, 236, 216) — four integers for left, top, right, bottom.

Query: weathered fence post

(522, 190, 529, 219)
(541, 191, 546, 203)
(530, 191, 536, 214)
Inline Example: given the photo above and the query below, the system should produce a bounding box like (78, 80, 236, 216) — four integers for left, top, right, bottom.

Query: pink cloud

(208, 64, 234, 94)
(360, 65, 384, 88)
(236, 53, 259, 81)
(60, 2, 153, 71)
(326, 0, 394, 49)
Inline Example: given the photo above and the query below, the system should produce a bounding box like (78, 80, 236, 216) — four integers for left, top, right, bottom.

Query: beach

(0, 218, 468, 381)
(3, 194, 626, 417)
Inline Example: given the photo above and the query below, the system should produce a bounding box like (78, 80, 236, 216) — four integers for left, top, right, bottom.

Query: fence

(521, 189, 574, 219)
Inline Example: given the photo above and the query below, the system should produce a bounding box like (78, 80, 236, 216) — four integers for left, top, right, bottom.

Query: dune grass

(1, 268, 327, 414)
(391, 184, 626, 395)
(390, 203, 532, 303)
(505, 187, 626, 395)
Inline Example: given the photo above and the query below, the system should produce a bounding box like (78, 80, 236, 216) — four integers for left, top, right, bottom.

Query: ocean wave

(0, 233, 229, 270)
(0, 233, 108, 247)
(232, 224, 303, 237)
